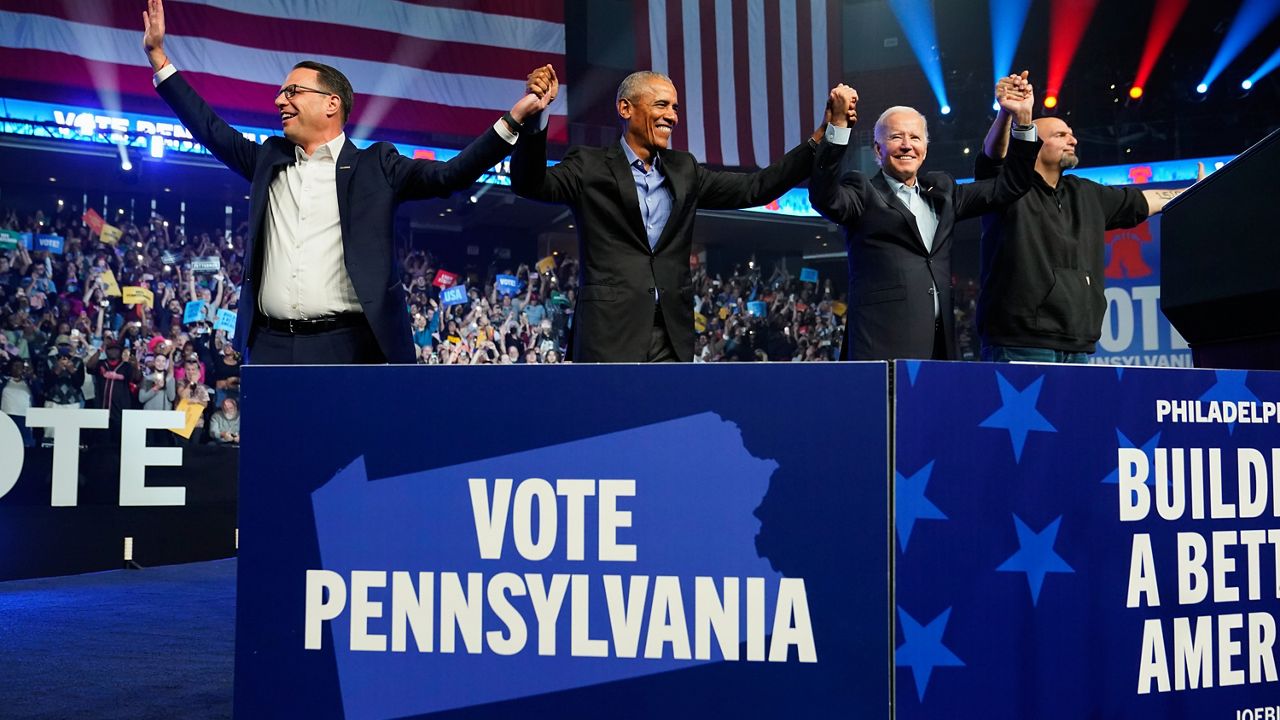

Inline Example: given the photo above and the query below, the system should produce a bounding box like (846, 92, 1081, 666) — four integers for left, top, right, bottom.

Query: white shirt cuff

(152, 62, 178, 88)
(493, 119, 517, 145)
(1011, 125, 1037, 142)
(824, 124, 852, 146)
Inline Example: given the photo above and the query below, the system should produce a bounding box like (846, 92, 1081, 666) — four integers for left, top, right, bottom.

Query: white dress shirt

(154, 62, 519, 320)
(258, 132, 361, 319)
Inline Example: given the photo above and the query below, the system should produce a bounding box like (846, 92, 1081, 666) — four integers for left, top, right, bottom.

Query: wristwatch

(501, 112, 524, 135)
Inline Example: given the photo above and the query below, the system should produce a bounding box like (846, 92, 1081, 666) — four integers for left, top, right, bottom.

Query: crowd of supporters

(0, 194, 860, 447)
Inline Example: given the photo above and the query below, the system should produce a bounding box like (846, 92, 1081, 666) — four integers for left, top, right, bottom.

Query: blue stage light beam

(1244, 44, 1280, 88)
(887, 0, 951, 115)
(1198, 0, 1280, 92)
(989, 0, 1034, 88)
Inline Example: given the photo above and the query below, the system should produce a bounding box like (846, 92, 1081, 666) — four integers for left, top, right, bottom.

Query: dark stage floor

(0, 559, 236, 720)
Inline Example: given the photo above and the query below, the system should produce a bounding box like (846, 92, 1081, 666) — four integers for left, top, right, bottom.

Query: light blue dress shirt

(620, 139, 673, 251)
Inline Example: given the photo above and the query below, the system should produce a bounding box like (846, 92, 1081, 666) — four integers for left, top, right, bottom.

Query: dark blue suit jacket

(809, 137, 1041, 360)
(156, 72, 513, 363)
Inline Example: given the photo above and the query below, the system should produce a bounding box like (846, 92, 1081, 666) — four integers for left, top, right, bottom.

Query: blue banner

(800, 268, 819, 284)
(893, 360, 1280, 719)
(34, 233, 62, 254)
(214, 308, 237, 337)
(183, 300, 207, 325)
(496, 274, 521, 296)
(237, 364, 890, 718)
(441, 284, 469, 307)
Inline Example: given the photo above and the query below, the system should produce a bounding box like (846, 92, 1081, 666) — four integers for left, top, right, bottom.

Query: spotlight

(1196, 83, 1208, 94)
(940, 104, 952, 115)
(1241, 79, 1253, 90)
(1129, 86, 1144, 99)
(1044, 95, 1058, 109)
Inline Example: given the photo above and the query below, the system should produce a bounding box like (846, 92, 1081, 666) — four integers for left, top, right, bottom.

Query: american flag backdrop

(0, 0, 568, 143)
(633, 0, 842, 168)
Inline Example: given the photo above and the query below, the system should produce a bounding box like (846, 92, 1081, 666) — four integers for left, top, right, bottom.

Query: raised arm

(982, 71, 1031, 162)
(389, 66, 557, 200)
(144, 0, 259, 180)
(510, 66, 587, 205)
(1141, 163, 1205, 214)
(808, 84, 868, 225)
(954, 74, 1041, 219)
(696, 103, 830, 210)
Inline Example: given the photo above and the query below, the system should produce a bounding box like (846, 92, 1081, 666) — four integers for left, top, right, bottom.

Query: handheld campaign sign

(441, 284, 469, 307)
(496, 274, 521, 296)
(190, 256, 221, 273)
(747, 301, 768, 317)
(82, 208, 105, 235)
(35, 234, 64, 254)
(122, 286, 154, 308)
(236, 363, 891, 718)
(183, 300, 207, 325)
(215, 309, 237, 338)
(433, 270, 459, 289)
(99, 224, 123, 245)
(893, 360, 1280, 720)
(800, 268, 819, 284)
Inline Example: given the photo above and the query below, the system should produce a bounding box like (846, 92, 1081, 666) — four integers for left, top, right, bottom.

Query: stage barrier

(235, 363, 891, 719)
(894, 360, 1280, 719)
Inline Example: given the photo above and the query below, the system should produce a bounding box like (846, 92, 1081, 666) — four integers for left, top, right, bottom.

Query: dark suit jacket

(156, 72, 513, 363)
(511, 130, 815, 362)
(808, 136, 1041, 360)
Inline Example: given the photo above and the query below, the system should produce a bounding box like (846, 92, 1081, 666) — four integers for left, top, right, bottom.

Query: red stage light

(1046, 0, 1100, 106)
(1129, 86, 1144, 100)
(1132, 0, 1192, 92)
(1044, 95, 1058, 109)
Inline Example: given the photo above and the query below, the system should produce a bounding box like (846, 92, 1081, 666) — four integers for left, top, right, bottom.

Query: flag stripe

(663, 2, 687, 153)
(764, 0, 785, 161)
(701, 0, 721, 163)
(731, 2, 756, 168)
(712, 0, 738, 167)
(3, 3, 561, 92)
(747, 0, 771, 168)
(174, 0, 564, 53)
(0, 47, 569, 143)
(396, 0, 564, 23)
(681, 0, 707, 162)
(0, 3, 566, 146)
(796, 0, 815, 142)
(778, 0, 801, 150)
(0, 10, 567, 116)
(811, 0, 830, 126)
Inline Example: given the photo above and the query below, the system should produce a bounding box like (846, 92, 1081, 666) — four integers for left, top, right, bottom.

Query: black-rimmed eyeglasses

(275, 84, 334, 101)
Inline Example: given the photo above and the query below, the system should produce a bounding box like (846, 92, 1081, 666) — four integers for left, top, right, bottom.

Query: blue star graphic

(904, 360, 922, 387)
(979, 372, 1057, 462)
(896, 461, 947, 552)
(1199, 370, 1259, 435)
(896, 606, 965, 702)
(1102, 429, 1161, 484)
(997, 514, 1075, 605)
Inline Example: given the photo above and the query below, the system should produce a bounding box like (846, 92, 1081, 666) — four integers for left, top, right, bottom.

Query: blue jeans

(982, 345, 1089, 364)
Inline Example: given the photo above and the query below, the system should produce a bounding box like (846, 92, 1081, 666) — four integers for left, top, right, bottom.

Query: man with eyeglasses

(141, 0, 551, 364)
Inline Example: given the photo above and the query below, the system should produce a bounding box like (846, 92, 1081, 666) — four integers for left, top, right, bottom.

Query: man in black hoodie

(974, 73, 1198, 363)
